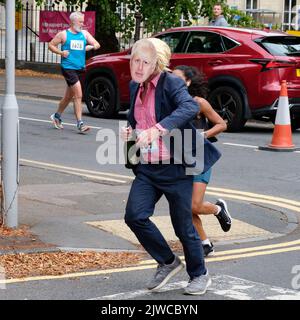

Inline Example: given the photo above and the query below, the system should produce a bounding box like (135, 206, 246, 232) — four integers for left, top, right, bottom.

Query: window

(45, 0, 55, 8)
(246, 0, 258, 9)
(257, 36, 300, 56)
(222, 36, 240, 51)
(282, 0, 297, 31)
(245, 0, 258, 21)
(185, 32, 225, 54)
(116, 3, 127, 20)
(156, 32, 185, 53)
(186, 36, 205, 53)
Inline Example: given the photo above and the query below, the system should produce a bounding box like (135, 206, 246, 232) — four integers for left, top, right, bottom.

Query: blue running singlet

(61, 29, 87, 70)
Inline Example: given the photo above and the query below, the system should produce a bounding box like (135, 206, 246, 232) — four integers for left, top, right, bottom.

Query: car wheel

(272, 115, 300, 131)
(209, 86, 246, 132)
(85, 76, 116, 118)
(291, 116, 300, 131)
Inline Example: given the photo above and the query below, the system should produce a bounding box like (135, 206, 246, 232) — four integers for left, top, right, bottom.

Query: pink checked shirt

(134, 73, 170, 162)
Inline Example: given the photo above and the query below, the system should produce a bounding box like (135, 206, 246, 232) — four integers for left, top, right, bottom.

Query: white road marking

(223, 142, 300, 153)
(92, 274, 300, 300)
(91, 281, 188, 300)
(19, 116, 102, 130)
(223, 142, 258, 148)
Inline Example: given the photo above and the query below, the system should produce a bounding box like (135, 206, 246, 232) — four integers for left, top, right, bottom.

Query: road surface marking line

(205, 238, 300, 256)
(93, 274, 300, 300)
(223, 142, 258, 148)
(20, 158, 134, 180)
(91, 281, 188, 300)
(139, 244, 300, 266)
(19, 116, 102, 130)
(2, 245, 300, 285)
(137, 238, 300, 264)
(18, 159, 300, 206)
(0, 264, 157, 285)
(207, 186, 300, 206)
(223, 142, 300, 155)
(20, 159, 300, 206)
(50, 169, 127, 184)
(203, 245, 300, 262)
(206, 192, 300, 213)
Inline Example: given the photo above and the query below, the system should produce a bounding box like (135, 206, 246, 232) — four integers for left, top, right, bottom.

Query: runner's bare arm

(83, 31, 100, 51)
(48, 31, 69, 57)
(195, 97, 227, 138)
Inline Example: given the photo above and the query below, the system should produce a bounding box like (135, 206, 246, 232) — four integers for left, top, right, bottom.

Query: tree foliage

(33, 0, 267, 53)
(0, 0, 23, 11)
(200, 0, 262, 28)
(35, 0, 201, 53)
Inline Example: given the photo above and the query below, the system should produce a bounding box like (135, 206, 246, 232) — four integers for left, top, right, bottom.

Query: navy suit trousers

(125, 163, 206, 278)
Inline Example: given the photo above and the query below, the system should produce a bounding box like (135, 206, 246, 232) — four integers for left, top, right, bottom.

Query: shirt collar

(139, 73, 161, 90)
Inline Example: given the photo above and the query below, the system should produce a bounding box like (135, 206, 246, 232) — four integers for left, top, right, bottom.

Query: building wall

(227, 0, 286, 11)
(0, 4, 4, 29)
(227, 0, 300, 28)
(227, 0, 245, 9)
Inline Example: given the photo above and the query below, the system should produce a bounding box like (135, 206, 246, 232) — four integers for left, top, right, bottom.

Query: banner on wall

(39, 11, 95, 42)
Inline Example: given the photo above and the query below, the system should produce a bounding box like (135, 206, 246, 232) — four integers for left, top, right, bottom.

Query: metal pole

(25, 2, 28, 61)
(134, 12, 142, 42)
(1, 0, 19, 228)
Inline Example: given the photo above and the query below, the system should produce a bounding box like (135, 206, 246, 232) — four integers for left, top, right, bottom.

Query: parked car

(80, 26, 300, 131)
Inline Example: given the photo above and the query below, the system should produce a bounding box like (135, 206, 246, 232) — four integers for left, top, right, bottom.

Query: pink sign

(39, 11, 95, 42)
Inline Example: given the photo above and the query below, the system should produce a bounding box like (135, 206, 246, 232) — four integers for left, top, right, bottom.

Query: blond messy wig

(147, 38, 171, 73)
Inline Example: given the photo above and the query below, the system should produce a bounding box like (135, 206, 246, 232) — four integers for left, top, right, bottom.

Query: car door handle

(208, 60, 223, 66)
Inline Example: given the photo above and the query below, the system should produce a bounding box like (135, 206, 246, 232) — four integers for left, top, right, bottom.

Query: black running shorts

(61, 68, 85, 87)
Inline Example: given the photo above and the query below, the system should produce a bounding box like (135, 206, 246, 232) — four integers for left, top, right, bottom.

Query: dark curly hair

(174, 65, 209, 99)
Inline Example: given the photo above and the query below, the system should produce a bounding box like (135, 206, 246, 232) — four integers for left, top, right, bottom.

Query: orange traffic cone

(259, 80, 299, 152)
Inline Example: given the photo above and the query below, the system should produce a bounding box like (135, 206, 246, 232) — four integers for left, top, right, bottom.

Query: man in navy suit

(122, 38, 218, 295)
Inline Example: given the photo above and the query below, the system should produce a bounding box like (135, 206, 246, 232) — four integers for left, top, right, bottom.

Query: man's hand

(136, 127, 160, 149)
(120, 126, 133, 141)
(85, 45, 94, 52)
(61, 50, 69, 58)
(93, 42, 101, 50)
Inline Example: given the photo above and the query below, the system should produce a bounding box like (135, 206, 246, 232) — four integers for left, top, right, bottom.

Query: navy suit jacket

(127, 72, 221, 173)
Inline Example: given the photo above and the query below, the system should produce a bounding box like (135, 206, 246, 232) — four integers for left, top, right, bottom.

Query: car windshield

(258, 36, 300, 56)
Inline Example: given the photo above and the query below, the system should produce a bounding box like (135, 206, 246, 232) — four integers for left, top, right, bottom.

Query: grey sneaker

(147, 255, 184, 291)
(184, 271, 212, 295)
(77, 121, 90, 133)
(50, 113, 63, 129)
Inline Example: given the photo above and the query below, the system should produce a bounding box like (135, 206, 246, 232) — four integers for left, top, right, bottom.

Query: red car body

(81, 26, 300, 131)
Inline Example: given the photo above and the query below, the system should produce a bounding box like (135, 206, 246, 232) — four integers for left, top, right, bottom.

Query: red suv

(81, 26, 300, 131)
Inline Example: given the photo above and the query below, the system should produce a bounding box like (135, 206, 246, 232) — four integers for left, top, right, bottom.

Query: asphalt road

(0, 95, 300, 303)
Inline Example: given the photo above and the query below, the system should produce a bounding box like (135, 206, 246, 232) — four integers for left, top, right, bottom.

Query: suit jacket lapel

(128, 82, 139, 128)
(155, 73, 165, 122)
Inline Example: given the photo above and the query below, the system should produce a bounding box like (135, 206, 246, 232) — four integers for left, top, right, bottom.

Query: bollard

(30, 41, 35, 62)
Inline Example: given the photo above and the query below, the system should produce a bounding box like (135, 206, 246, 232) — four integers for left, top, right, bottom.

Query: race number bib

(70, 40, 84, 50)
